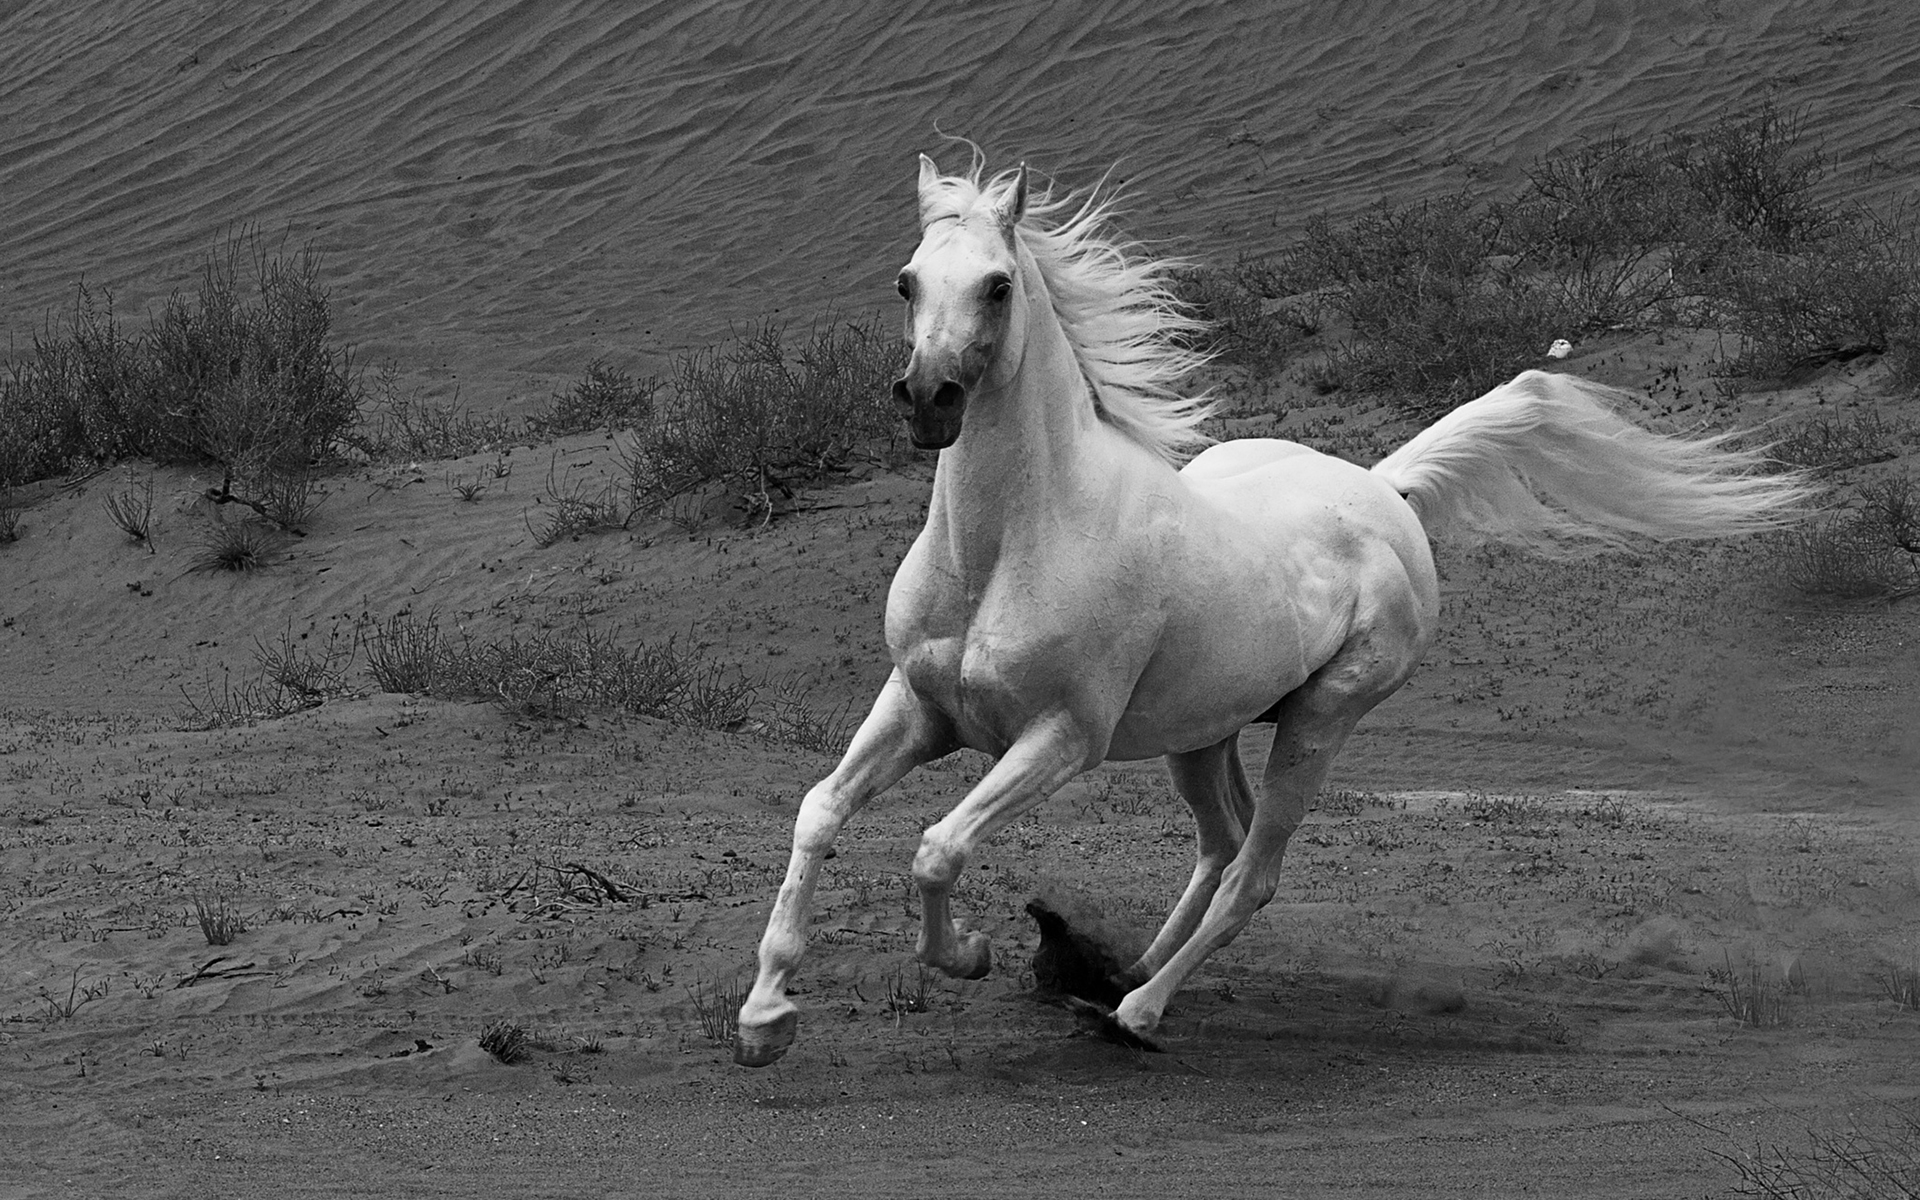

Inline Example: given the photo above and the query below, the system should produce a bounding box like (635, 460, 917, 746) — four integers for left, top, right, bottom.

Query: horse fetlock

(918, 923, 992, 979)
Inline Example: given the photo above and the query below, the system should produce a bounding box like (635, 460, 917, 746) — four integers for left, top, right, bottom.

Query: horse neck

(926, 277, 1106, 571)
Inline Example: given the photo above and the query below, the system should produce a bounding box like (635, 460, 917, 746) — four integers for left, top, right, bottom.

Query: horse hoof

(1061, 995, 1165, 1053)
(733, 1008, 798, 1068)
(956, 930, 992, 980)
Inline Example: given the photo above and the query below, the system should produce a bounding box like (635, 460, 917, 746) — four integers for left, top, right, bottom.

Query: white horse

(733, 154, 1808, 1067)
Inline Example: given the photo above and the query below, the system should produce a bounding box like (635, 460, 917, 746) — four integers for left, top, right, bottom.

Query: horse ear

(916, 154, 942, 227)
(997, 162, 1029, 229)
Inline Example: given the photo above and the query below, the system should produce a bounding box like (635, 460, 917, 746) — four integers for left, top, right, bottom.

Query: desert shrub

(1777, 475, 1920, 602)
(1668, 100, 1832, 253)
(142, 238, 360, 475)
(1211, 104, 1883, 408)
(0, 287, 146, 482)
(627, 315, 904, 514)
(1706, 210, 1920, 381)
(1286, 192, 1574, 410)
(1769, 408, 1907, 473)
(527, 359, 657, 436)
(0, 237, 362, 531)
(1718, 1101, 1920, 1199)
(345, 364, 519, 460)
(1169, 256, 1317, 373)
(1501, 131, 1701, 328)
(253, 623, 355, 700)
(360, 611, 444, 694)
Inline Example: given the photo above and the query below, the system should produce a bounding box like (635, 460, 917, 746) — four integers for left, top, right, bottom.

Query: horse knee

(911, 828, 965, 892)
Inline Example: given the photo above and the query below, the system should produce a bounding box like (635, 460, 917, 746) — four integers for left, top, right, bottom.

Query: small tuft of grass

(193, 895, 247, 946)
(190, 517, 280, 573)
(478, 1020, 532, 1064)
(884, 964, 935, 1017)
(1877, 963, 1920, 1011)
(1712, 954, 1790, 1028)
(38, 969, 108, 1020)
(526, 453, 629, 547)
(689, 976, 745, 1047)
(104, 474, 156, 547)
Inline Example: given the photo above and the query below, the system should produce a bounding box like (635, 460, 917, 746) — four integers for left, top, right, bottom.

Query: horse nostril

(933, 381, 965, 410)
(891, 378, 912, 408)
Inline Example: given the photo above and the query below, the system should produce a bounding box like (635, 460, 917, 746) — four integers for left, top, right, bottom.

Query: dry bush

(346, 364, 518, 460)
(1718, 1102, 1920, 1199)
(527, 359, 657, 436)
(1712, 955, 1790, 1028)
(360, 611, 443, 693)
(1769, 409, 1907, 474)
(626, 315, 905, 518)
(1780, 475, 1920, 602)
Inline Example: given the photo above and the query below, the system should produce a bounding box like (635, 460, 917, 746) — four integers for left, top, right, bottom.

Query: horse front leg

(913, 713, 1093, 979)
(734, 671, 953, 1067)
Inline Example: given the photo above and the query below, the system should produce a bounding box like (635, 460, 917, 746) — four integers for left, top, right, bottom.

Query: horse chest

(888, 566, 1081, 744)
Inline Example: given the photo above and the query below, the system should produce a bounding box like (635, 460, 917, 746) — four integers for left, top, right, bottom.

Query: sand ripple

(2, 0, 1915, 406)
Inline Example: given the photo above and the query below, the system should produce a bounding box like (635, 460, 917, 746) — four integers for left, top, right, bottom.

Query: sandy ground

(4, 2, 1920, 1197)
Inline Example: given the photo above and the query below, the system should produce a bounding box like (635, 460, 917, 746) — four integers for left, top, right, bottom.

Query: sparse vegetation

(193, 895, 247, 946)
(1779, 474, 1920, 602)
(689, 975, 745, 1046)
(188, 516, 281, 573)
(527, 359, 657, 437)
(478, 1020, 532, 1064)
(1712, 954, 1790, 1028)
(103, 474, 156, 547)
(1718, 1102, 1920, 1200)
(1181, 102, 1920, 411)
(624, 315, 906, 522)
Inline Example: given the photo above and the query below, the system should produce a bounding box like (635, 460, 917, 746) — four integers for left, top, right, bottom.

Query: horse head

(891, 155, 1030, 450)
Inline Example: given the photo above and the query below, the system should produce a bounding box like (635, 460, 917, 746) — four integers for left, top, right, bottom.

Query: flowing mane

(918, 160, 1215, 463)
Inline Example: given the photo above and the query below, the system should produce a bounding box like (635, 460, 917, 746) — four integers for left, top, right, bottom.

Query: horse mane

(920, 157, 1216, 463)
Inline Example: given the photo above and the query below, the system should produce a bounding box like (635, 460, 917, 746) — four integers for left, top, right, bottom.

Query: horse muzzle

(891, 376, 968, 450)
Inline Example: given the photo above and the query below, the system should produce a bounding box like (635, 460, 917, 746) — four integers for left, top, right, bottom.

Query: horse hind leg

(1115, 737, 1255, 989)
(1110, 635, 1415, 1043)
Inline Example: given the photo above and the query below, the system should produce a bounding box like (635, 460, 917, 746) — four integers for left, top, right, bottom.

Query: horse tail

(1369, 370, 1813, 556)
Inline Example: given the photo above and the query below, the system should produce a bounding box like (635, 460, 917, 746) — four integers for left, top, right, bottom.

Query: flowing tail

(1370, 371, 1814, 555)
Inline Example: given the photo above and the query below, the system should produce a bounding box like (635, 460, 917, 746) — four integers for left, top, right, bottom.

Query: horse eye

(988, 278, 1012, 303)
(896, 276, 913, 301)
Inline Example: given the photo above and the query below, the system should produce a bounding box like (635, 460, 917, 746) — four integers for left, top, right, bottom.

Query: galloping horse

(733, 153, 1808, 1066)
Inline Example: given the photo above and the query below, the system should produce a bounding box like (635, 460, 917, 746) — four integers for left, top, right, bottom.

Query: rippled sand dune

(3, 0, 1916, 406)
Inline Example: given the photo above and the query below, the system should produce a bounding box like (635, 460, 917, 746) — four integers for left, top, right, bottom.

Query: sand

(3, 2, 1920, 1196)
